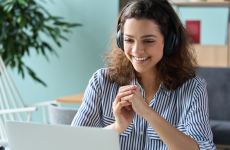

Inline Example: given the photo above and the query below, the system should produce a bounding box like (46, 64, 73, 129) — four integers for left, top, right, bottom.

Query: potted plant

(0, 0, 81, 86)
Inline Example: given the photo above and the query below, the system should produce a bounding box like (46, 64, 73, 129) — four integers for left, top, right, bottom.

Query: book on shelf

(186, 20, 201, 44)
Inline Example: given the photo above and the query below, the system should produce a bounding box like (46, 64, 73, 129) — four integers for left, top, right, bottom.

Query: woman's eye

(145, 40, 154, 43)
(124, 39, 133, 42)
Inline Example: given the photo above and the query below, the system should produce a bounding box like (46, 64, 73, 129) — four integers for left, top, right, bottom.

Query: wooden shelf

(172, 1, 230, 67)
(194, 44, 228, 67)
(170, 1, 229, 7)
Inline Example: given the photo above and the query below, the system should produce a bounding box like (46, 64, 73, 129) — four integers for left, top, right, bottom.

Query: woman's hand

(121, 85, 150, 118)
(112, 85, 135, 135)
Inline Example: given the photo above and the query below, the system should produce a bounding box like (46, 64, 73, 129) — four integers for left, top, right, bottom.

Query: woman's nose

(132, 42, 144, 53)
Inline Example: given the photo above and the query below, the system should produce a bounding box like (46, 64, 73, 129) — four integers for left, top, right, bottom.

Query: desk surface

(56, 93, 84, 104)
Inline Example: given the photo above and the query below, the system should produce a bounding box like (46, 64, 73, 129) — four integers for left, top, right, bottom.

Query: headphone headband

(117, 1, 134, 32)
(117, 0, 179, 35)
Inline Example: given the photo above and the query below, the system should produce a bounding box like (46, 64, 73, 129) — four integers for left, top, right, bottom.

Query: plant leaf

(18, 0, 27, 5)
(26, 67, 47, 86)
(2, 0, 14, 6)
(67, 23, 82, 27)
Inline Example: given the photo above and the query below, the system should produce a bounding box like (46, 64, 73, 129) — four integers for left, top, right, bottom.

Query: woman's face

(123, 18, 164, 75)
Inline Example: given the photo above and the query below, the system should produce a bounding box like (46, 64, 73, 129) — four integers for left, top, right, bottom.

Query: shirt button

(140, 131, 143, 135)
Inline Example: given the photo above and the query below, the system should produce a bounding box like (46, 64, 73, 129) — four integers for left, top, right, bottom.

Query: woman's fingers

(113, 101, 132, 115)
(119, 85, 131, 91)
(113, 85, 136, 110)
(116, 90, 133, 100)
(119, 85, 136, 93)
(114, 89, 133, 106)
(113, 96, 131, 109)
(113, 93, 131, 110)
(120, 94, 133, 111)
(121, 94, 133, 102)
(125, 105, 132, 110)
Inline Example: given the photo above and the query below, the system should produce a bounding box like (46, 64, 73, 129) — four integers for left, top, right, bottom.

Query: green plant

(0, 0, 81, 86)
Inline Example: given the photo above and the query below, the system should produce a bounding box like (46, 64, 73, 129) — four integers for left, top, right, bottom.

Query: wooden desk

(56, 93, 84, 104)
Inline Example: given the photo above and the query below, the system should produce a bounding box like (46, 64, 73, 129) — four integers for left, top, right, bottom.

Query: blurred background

(0, 0, 229, 149)
(4, 0, 228, 123)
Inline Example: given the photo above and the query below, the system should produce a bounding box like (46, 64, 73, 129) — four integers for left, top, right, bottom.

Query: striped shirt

(71, 68, 216, 150)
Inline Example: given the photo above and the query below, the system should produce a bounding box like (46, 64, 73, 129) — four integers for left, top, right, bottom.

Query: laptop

(6, 121, 120, 150)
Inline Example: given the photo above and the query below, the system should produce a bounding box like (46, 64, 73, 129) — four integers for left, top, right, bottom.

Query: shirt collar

(130, 78, 143, 90)
(159, 83, 171, 97)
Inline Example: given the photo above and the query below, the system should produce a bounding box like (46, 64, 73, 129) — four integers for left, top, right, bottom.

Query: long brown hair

(105, 0, 198, 91)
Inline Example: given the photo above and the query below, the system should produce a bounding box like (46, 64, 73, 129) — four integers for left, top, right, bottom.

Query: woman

(71, 0, 216, 149)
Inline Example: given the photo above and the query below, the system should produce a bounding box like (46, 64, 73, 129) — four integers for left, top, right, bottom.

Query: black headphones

(116, 0, 180, 56)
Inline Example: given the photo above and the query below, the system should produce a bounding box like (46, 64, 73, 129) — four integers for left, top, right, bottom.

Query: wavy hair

(104, 0, 198, 91)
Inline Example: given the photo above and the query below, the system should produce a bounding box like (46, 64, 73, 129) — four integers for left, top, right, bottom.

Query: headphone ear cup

(116, 29, 124, 51)
(163, 29, 177, 56)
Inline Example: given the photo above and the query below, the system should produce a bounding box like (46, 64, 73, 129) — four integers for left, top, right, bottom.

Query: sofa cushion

(210, 120, 230, 145)
(196, 67, 230, 121)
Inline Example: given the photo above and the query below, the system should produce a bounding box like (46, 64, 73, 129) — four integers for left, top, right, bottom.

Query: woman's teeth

(134, 56, 149, 61)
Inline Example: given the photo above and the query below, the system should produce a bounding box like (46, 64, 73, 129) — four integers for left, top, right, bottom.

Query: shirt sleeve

(185, 80, 216, 150)
(71, 70, 102, 127)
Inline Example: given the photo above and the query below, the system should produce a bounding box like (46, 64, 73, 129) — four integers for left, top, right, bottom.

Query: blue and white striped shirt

(71, 68, 216, 150)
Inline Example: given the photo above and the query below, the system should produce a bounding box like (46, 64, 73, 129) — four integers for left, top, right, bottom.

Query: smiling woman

(71, 0, 216, 150)
(123, 18, 164, 77)
(105, 0, 198, 90)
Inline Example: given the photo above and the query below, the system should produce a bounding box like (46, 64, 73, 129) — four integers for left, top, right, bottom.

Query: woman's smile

(132, 56, 150, 64)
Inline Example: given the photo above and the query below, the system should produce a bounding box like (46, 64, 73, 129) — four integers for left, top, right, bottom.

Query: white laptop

(6, 121, 120, 150)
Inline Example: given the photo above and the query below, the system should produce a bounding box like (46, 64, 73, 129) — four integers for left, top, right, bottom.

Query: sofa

(196, 67, 230, 149)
